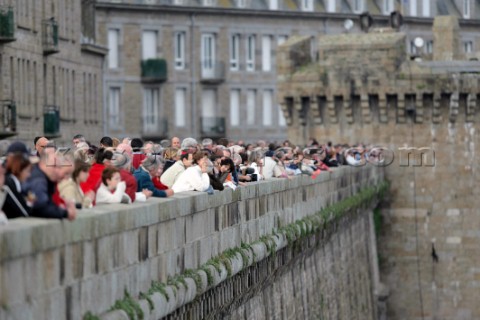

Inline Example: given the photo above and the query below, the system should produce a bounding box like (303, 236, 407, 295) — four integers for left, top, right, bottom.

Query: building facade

(95, 0, 480, 143)
(0, 0, 106, 146)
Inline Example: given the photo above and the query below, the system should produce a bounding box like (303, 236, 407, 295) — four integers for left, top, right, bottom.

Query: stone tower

(277, 16, 480, 320)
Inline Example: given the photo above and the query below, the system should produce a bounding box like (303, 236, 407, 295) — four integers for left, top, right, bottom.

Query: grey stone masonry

(0, 165, 384, 319)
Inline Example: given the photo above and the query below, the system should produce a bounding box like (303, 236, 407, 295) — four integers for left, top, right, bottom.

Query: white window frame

(107, 29, 120, 69)
(409, 0, 417, 16)
(326, 0, 335, 12)
(174, 31, 186, 70)
(246, 89, 256, 125)
(262, 35, 272, 72)
(142, 30, 157, 60)
(108, 87, 121, 128)
(203, 0, 215, 6)
(268, 0, 278, 10)
(175, 88, 186, 127)
(279, 105, 286, 126)
(464, 41, 473, 53)
(425, 40, 433, 54)
(230, 89, 240, 127)
(353, 0, 363, 13)
(277, 35, 288, 45)
(230, 34, 240, 71)
(422, 0, 430, 17)
(173, 0, 186, 4)
(246, 35, 255, 72)
(262, 90, 273, 126)
(236, 0, 246, 8)
(463, 0, 470, 18)
(143, 88, 160, 132)
(302, 0, 314, 11)
(383, 0, 394, 14)
(201, 33, 216, 78)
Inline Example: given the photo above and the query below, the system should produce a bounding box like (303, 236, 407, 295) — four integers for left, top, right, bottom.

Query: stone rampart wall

(0, 166, 384, 320)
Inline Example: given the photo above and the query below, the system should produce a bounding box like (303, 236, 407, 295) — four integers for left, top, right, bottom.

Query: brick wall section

(0, 165, 384, 319)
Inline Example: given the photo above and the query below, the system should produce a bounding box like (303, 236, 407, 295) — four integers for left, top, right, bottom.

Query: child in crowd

(95, 167, 130, 204)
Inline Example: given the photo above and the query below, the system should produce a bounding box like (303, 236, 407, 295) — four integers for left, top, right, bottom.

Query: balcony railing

(200, 117, 225, 138)
(0, 100, 16, 138)
(42, 18, 59, 55)
(141, 116, 168, 139)
(44, 105, 60, 137)
(0, 6, 15, 43)
(200, 61, 225, 84)
(141, 59, 168, 83)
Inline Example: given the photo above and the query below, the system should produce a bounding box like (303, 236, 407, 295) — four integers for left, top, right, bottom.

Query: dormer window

(268, 0, 278, 10)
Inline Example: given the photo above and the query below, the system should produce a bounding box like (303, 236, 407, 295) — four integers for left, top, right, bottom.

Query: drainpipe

(190, 13, 197, 138)
(102, 54, 108, 137)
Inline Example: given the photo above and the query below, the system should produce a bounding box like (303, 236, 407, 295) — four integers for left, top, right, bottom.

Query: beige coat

(58, 178, 93, 208)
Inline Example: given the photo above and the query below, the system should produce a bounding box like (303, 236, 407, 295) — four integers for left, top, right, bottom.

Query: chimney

(432, 16, 461, 61)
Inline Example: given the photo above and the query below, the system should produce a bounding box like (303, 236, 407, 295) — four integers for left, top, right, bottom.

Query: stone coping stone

(0, 166, 382, 262)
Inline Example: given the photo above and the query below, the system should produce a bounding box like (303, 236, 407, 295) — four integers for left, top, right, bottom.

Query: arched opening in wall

(386, 94, 397, 124)
(351, 94, 361, 125)
(422, 93, 433, 123)
(440, 93, 451, 122)
(334, 95, 344, 133)
(369, 94, 379, 123)
(317, 95, 327, 125)
(405, 94, 416, 123)
(285, 96, 294, 123)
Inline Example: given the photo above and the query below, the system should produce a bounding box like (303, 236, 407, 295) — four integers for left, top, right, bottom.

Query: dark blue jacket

(24, 165, 68, 219)
(133, 168, 167, 198)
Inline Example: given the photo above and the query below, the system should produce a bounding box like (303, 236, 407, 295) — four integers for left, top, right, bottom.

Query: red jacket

(153, 177, 168, 190)
(132, 153, 146, 170)
(120, 169, 138, 202)
(80, 163, 105, 194)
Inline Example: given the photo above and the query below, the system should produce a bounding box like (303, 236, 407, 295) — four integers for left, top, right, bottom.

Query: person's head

(116, 143, 133, 159)
(202, 138, 213, 150)
(5, 153, 32, 182)
(222, 149, 231, 159)
(220, 158, 235, 173)
(35, 137, 49, 156)
(143, 141, 154, 154)
(131, 138, 144, 152)
(217, 138, 228, 147)
(192, 151, 208, 166)
(181, 137, 198, 152)
(112, 137, 120, 148)
(111, 152, 131, 171)
(38, 143, 58, 181)
(141, 155, 165, 176)
(180, 151, 194, 168)
(93, 148, 113, 165)
(171, 137, 181, 149)
(100, 136, 113, 148)
(101, 167, 121, 190)
(55, 148, 75, 181)
(122, 137, 131, 145)
(72, 160, 91, 184)
(72, 134, 86, 148)
(164, 147, 179, 161)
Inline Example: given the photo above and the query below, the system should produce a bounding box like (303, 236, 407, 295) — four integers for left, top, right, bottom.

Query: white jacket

(172, 165, 210, 193)
(95, 182, 131, 204)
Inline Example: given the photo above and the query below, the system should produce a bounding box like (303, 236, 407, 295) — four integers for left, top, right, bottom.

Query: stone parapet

(0, 165, 385, 319)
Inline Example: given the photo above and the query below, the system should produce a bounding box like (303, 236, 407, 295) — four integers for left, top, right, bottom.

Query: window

(464, 41, 473, 53)
(326, 0, 335, 12)
(422, 0, 430, 17)
(262, 35, 272, 72)
(175, 32, 186, 70)
(277, 35, 288, 45)
(383, 0, 393, 14)
(268, 0, 278, 10)
(410, 0, 417, 16)
(143, 88, 159, 132)
(353, 0, 363, 13)
(202, 89, 216, 118)
(230, 34, 240, 71)
(425, 40, 433, 54)
(201, 33, 216, 77)
(302, 0, 314, 11)
(409, 40, 419, 55)
(279, 106, 286, 126)
(246, 35, 255, 72)
(173, 0, 186, 4)
(108, 87, 120, 128)
(203, 0, 215, 6)
(262, 90, 273, 126)
(107, 29, 119, 69)
(142, 30, 157, 60)
(175, 88, 186, 127)
(463, 0, 470, 18)
(230, 89, 240, 126)
(246, 89, 255, 125)
(236, 0, 246, 8)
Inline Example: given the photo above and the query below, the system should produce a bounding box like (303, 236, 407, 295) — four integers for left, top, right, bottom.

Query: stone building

(277, 16, 480, 320)
(0, 0, 106, 146)
(95, 0, 480, 143)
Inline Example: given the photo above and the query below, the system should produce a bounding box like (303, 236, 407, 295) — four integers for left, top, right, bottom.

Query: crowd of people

(0, 135, 382, 224)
